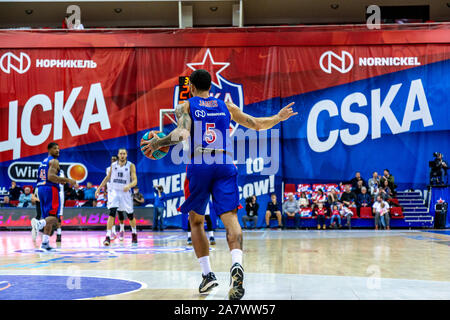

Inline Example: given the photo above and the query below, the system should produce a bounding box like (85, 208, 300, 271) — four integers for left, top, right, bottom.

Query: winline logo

(8, 162, 88, 183)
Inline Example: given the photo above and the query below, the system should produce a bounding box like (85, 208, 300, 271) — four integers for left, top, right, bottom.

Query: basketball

(140, 131, 169, 160)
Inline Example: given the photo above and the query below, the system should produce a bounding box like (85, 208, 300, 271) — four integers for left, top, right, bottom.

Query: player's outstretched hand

(278, 102, 297, 121)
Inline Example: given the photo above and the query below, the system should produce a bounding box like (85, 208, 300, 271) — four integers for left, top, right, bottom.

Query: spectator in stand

(343, 172, 366, 191)
(354, 179, 365, 195)
(340, 185, 357, 208)
(357, 186, 372, 216)
(18, 187, 32, 207)
(282, 193, 300, 229)
(380, 169, 396, 194)
(330, 204, 342, 229)
(373, 195, 390, 230)
(265, 193, 282, 228)
(368, 171, 380, 195)
(382, 179, 394, 198)
(82, 182, 97, 207)
(133, 186, 145, 207)
(327, 188, 340, 207)
(9, 181, 22, 201)
(298, 192, 309, 208)
(312, 188, 327, 211)
(76, 184, 85, 200)
(153, 185, 166, 231)
(378, 187, 390, 201)
(315, 202, 327, 230)
(1, 196, 12, 207)
(64, 183, 78, 201)
(339, 203, 353, 229)
(243, 195, 259, 229)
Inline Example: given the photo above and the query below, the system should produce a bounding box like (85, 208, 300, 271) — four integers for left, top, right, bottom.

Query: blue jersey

(188, 96, 232, 161)
(36, 155, 59, 188)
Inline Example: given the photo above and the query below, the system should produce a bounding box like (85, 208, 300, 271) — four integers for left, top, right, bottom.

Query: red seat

(390, 207, 404, 218)
(350, 207, 357, 218)
(360, 207, 373, 218)
(9, 200, 19, 207)
(65, 200, 77, 207)
(284, 183, 296, 193)
(390, 198, 399, 205)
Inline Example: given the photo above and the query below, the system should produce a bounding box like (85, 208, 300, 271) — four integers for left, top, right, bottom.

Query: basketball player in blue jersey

(31, 142, 78, 250)
(142, 69, 296, 300)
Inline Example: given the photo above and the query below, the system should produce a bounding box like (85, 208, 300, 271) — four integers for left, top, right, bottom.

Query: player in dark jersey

(142, 69, 296, 300)
(31, 142, 78, 251)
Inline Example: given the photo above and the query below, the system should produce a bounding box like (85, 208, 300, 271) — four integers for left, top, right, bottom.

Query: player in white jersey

(96, 149, 138, 245)
(106, 155, 125, 240)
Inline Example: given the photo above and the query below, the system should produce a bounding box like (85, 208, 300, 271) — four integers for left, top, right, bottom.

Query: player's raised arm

(124, 163, 138, 192)
(226, 101, 297, 131)
(96, 166, 112, 198)
(141, 101, 191, 154)
(48, 159, 77, 187)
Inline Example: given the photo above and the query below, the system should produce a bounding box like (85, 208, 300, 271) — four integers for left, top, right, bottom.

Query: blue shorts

(38, 185, 61, 219)
(180, 163, 240, 216)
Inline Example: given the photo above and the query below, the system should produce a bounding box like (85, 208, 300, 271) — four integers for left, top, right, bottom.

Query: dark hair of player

(47, 142, 58, 150)
(189, 69, 211, 91)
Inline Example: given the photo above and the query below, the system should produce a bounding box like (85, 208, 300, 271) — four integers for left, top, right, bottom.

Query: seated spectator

(243, 195, 259, 229)
(340, 185, 357, 208)
(354, 179, 365, 195)
(339, 203, 353, 229)
(1, 196, 13, 207)
(82, 182, 97, 207)
(315, 202, 327, 230)
(368, 171, 380, 195)
(133, 186, 145, 207)
(342, 172, 366, 191)
(64, 183, 78, 201)
(378, 187, 391, 201)
(382, 179, 394, 198)
(265, 193, 282, 228)
(373, 195, 390, 230)
(9, 181, 22, 201)
(312, 189, 327, 211)
(327, 188, 340, 207)
(330, 204, 342, 229)
(18, 187, 32, 207)
(282, 193, 300, 229)
(380, 169, 396, 194)
(357, 186, 372, 213)
(298, 192, 309, 208)
(76, 185, 85, 200)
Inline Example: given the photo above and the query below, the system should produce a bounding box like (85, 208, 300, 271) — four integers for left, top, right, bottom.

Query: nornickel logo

(319, 50, 353, 74)
(0, 52, 31, 74)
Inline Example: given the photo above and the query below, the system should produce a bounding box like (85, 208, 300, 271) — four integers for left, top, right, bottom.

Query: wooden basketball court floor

(0, 229, 449, 300)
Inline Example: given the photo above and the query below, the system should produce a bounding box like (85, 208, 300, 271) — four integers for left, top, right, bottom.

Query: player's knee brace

(117, 210, 125, 221)
(109, 208, 117, 218)
(126, 213, 134, 220)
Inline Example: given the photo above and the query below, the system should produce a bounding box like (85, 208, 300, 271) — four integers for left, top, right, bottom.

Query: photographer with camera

(430, 152, 448, 186)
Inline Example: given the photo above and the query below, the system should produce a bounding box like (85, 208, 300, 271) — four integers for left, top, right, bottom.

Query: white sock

(198, 256, 212, 276)
(120, 224, 125, 232)
(112, 225, 116, 234)
(106, 230, 111, 237)
(56, 228, 61, 235)
(208, 231, 214, 238)
(42, 234, 49, 244)
(131, 227, 137, 234)
(188, 232, 191, 238)
(231, 249, 243, 266)
(38, 219, 46, 230)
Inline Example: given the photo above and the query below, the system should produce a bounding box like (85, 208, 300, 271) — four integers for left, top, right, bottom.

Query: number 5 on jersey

(205, 123, 216, 144)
